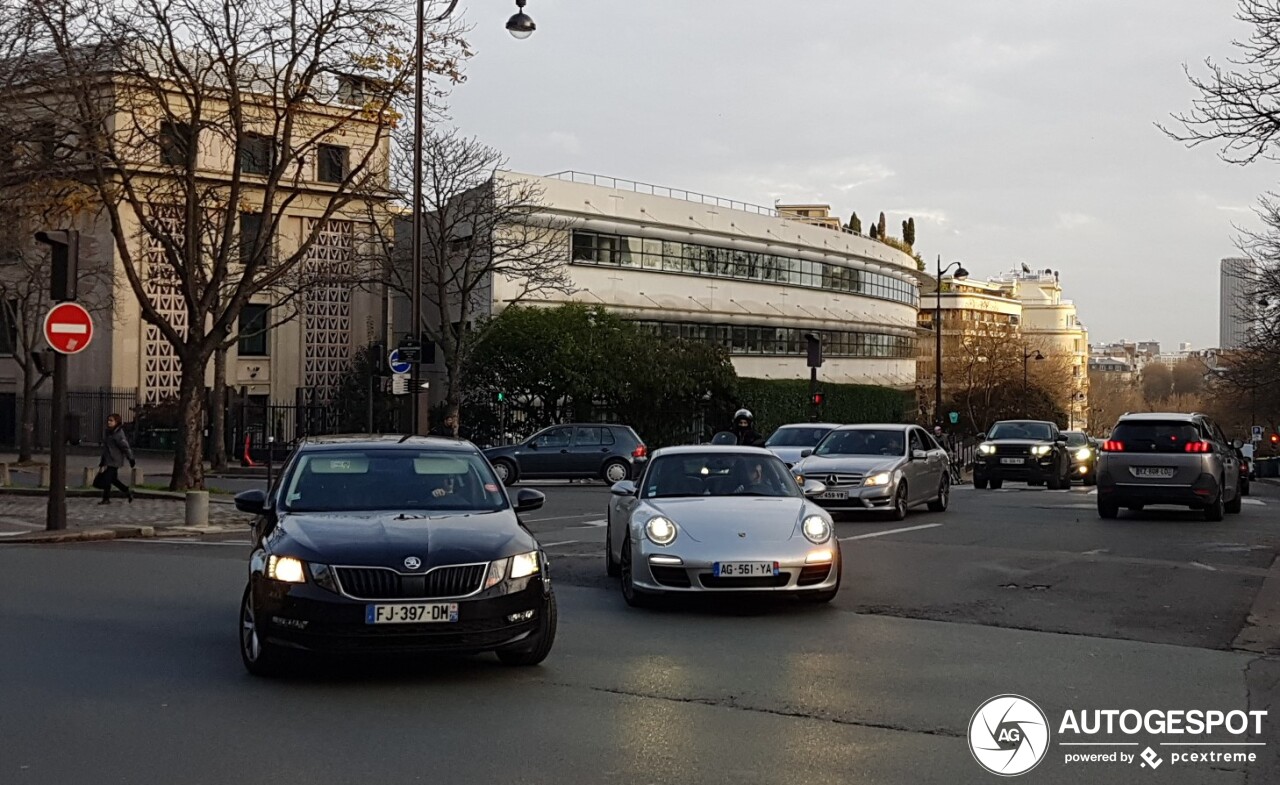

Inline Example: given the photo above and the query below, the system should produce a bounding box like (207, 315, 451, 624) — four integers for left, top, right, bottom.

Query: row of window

(632, 320, 916, 359)
(159, 122, 349, 183)
(571, 231, 918, 307)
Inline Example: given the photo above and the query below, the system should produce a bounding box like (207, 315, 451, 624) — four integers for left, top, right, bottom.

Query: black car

(235, 436, 557, 676)
(1063, 430, 1098, 486)
(973, 420, 1072, 490)
(483, 423, 647, 486)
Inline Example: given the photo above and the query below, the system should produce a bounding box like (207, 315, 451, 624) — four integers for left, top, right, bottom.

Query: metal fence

(15, 389, 143, 450)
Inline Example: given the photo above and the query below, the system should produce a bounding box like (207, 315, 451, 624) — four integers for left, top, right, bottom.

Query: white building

(1220, 257, 1257, 350)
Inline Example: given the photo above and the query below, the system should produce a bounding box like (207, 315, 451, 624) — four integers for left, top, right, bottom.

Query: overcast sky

(447, 0, 1277, 350)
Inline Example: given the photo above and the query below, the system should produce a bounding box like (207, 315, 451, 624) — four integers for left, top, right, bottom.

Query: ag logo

(969, 694, 1050, 776)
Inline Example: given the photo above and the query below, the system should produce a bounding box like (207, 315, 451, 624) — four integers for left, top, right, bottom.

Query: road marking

(539, 540, 578, 548)
(1189, 561, 1218, 572)
(572, 519, 607, 528)
(1243, 498, 1265, 506)
(840, 523, 943, 541)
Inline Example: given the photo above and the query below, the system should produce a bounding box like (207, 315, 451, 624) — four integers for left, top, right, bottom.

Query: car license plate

(365, 603, 459, 624)
(1000, 458, 1025, 465)
(713, 561, 780, 578)
(1133, 467, 1176, 479)
(819, 490, 848, 500)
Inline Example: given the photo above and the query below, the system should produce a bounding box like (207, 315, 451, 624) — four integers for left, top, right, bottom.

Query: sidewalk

(0, 491, 253, 544)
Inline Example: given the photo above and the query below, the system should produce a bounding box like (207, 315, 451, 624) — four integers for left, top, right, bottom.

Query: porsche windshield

(814, 429, 906, 457)
(282, 450, 508, 513)
(641, 453, 801, 498)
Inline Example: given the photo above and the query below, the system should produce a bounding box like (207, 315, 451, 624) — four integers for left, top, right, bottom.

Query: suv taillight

(1184, 441, 1211, 453)
(1103, 440, 1124, 452)
(632, 445, 647, 459)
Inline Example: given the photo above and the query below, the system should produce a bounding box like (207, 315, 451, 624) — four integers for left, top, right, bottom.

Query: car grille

(815, 473, 863, 488)
(994, 445, 1031, 456)
(698, 573, 792, 589)
(335, 564, 487, 600)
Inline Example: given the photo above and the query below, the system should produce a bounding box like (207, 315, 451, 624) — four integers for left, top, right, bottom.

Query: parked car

(790, 424, 951, 520)
(1096, 412, 1242, 520)
(1063, 430, 1098, 486)
(973, 420, 1072, 490)
(605, 446, 840, 605)
(483, 424, 647, 486)
(764, 423, 841, 467)
(234, 435, 557, 676)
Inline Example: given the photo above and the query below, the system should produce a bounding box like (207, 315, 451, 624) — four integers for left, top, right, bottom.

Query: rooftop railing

(545, 171, 781, 217)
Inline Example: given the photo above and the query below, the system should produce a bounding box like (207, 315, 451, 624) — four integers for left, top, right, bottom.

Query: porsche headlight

(645, 516, 677, 546)
(802, 515, 831, 544)
(510, 551, 540, 579)
(863, 472, 892, 487)
(1032, 445, 1052, 456)
(1075, 447, 1092, 461)
(267, 555, 306, 584)
(978, 443, 995, 455)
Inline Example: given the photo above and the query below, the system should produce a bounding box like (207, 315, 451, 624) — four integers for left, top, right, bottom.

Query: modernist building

(1220, 257, 1257, 350)
(407, 171, 927, 397)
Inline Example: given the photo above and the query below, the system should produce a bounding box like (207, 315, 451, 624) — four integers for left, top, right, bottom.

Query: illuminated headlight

(1032, 445, 1052, 456)
(863, 472, 892, 487)
(267, 555, 306, 584)
(802, 516, 831, 544)
(1075, 447, 1092, 461)
(978, 443, 995, 455)
(645, 516, 677, 546)
(510, 551, 540, 579)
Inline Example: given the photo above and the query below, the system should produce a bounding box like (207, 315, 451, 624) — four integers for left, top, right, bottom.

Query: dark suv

(973, 420, 1072, 490)
(1096, 412, 1242, 520)
(484, 424, 647, 486)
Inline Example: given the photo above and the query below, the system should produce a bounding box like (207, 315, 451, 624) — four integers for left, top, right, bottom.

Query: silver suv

(1096, 412, 1242, 521)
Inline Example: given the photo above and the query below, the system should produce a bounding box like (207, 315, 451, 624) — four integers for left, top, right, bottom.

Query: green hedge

(735, 378, 911, 435)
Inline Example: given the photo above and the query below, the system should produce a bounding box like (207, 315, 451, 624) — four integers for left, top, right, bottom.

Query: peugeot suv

(1096, 413, 1242, 521)
(973, 420, 1073, 490)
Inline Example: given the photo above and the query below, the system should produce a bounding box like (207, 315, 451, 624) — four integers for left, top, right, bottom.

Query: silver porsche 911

(604, 446, 841, 607)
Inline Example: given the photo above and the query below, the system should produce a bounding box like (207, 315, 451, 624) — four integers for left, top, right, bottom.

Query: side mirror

(800, 449, 813, 458)
(610, 480, 637, 497)
(978, 432, 987, 441)
(1233, 439, 1244, 449)
(802, 479, 828, 497)
(912, 449, 928, 460)
(1055, 436, 1067, 444)
(234, 489, 267, 515)
(513, 488, 545, 513)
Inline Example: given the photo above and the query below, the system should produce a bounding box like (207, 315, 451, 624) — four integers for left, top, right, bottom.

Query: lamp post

(1022, 349, 1044, 412)
(409, 0, 535, 435)
(933, 255, 969, 428)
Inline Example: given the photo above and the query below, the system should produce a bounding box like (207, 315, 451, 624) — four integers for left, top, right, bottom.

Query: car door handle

(560, 449, 569, 454)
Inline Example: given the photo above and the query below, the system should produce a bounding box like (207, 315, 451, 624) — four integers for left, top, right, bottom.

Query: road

(1, 480, 1277, 784)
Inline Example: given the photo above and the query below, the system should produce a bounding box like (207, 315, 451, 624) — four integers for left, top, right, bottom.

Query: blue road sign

(1252, 425, 1264, 442)
(388, 349, 411, 375)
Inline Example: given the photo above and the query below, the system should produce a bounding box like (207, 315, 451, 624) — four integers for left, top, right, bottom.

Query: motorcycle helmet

(733, 408, 753, 428)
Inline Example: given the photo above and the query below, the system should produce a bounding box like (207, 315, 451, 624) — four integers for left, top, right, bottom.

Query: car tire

(927, 474, 949, 512)
(601, 459, 630, 484)
(1204, 491, 1225, 522)
(1047, 472, 1061, 490)
(889, 483, 909, 521)
(1225, 488, 1243, 515)
(620, 539, 658, 608)
(605, 518, 620, 577)
(973, 477, 988, 490)
(239, 585, 286, 678)
(1098, 499, 1119, 519)
(798, 559, 841, 603)
(989, 479, 1004, 490)
(492, 458, 519, 487)
(497, 592, 558, 667)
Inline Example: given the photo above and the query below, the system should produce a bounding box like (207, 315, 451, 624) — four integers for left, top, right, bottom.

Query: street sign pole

(36, 230, 82, 532)
(47, 351, 67, 530)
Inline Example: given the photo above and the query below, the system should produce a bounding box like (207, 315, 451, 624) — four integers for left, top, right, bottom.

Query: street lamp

(1022, 349, 1044, 412)
(410, 0, 535, 435)
(933, 256, 969, 428)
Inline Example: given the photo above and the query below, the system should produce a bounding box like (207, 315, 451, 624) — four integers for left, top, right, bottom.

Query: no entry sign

(43, 302, 94, 354)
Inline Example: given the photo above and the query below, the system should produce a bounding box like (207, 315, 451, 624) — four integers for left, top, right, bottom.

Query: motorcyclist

(729, 409, 766, 447)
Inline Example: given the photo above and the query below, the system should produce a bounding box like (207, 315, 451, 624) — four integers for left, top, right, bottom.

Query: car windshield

(988, 422, 1054, 441)
(282, 449, 508, 513)
(814, 429, 906, 457)
(1064, 432, 1089, 447)
(1110, 421, 1202, 454)
(641, 453, 801, 499)
(765, 427, 833, 447)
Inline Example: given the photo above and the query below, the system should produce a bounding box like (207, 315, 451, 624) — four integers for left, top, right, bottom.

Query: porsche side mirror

(514, 488, 545, 513)
(610, 480, 637, 497)
(234, 489, 267, 515)
(802, 479, 827, 497)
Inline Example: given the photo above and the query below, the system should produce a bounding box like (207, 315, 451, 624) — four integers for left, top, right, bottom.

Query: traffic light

(496, 391, 506, 403)
(811, 392, 824, 406)
(805, 333, 823, 368)
(34, 230, 80, 302)
(1271, 433, 1279, 445)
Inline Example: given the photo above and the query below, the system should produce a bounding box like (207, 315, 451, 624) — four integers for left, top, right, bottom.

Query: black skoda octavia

(235, 436, 556, 676)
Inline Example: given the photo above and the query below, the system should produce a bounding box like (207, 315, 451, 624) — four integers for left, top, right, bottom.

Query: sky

(445, 0, 1278, 350)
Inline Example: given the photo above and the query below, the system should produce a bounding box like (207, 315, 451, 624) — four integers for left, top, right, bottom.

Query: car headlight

(645, 516, 677, 546)
(510, 551, 540, 579)
(267, 555, 306, 584)
(1075, 447, 1092, 461)
(802, 515, 831, 544)
(1032, 445, 1052, 456)
(978, 443, 995, 455)
(863, 472, 892, 487)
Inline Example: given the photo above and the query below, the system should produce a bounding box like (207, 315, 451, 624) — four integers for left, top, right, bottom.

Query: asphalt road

(1, 480, 1277, 784)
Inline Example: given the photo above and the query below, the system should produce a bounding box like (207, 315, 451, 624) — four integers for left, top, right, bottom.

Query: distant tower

(1220, 258, 1257, 349)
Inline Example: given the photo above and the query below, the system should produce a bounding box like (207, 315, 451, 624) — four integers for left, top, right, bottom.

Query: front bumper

(974, 455, 1056, 482)
(630, 538, 840, 593)
(809, 484, 896, 511)
(250, 574, 550, 654)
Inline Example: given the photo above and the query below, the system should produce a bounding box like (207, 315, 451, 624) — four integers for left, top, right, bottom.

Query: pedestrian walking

(97, 413, 135, 504)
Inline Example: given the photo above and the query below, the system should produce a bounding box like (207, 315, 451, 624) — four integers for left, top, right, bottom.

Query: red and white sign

(43, 302, 94, 355)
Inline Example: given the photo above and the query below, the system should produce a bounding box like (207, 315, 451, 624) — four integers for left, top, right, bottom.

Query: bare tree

(10, 0, 468, 488)
(375, 130, 573, 435)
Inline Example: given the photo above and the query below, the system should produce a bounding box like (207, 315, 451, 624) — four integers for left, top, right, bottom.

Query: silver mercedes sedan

(605, 446, 840, 607)
(790, 424, 951, 520)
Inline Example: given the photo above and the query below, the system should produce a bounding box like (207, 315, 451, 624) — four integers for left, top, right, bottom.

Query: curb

(0, 522, 250, 544)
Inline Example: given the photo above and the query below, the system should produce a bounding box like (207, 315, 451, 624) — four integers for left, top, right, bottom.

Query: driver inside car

(733, 460, 774, 494)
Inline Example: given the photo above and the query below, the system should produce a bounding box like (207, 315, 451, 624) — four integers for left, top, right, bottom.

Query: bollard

(83, 467, 97, 488)
(0, 463, 9, 487)
(39, 464, 51, 487)
(133, 468, 145, 487)
(185, 491, 209, 527)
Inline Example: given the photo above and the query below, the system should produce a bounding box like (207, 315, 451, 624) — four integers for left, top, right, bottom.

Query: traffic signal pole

(35, 229, 79, 532)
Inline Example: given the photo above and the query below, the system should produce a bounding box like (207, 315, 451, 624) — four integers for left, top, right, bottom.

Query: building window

(629, 318, 914, 359)
(159, 121, 195, 166)
(238, 304, 270, 357)
(239, 212, 264, 264)
(317, 144, 348, 183)
(239, 134, 274, 175)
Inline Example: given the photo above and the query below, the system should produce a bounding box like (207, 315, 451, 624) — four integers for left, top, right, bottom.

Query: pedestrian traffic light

(811, 392, 824, 406)
(496, 391, 505, 403)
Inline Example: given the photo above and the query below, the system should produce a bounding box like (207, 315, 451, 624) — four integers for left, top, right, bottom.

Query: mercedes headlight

(645, 516, 677, 546)
(802, 515, 831, 544)
(1075, 447, 1092, 461)
(1032, 445, 1052, 456)
(510, 551, 540, 579)
(863, 472, 892, 487)
(978, 443, 995, 455)
(267, 555, 306, 584)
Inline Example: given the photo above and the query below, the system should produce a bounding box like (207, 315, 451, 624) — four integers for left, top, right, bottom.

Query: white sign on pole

(392, 373, 409, 395)
(1252, 425, 1264, 442)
